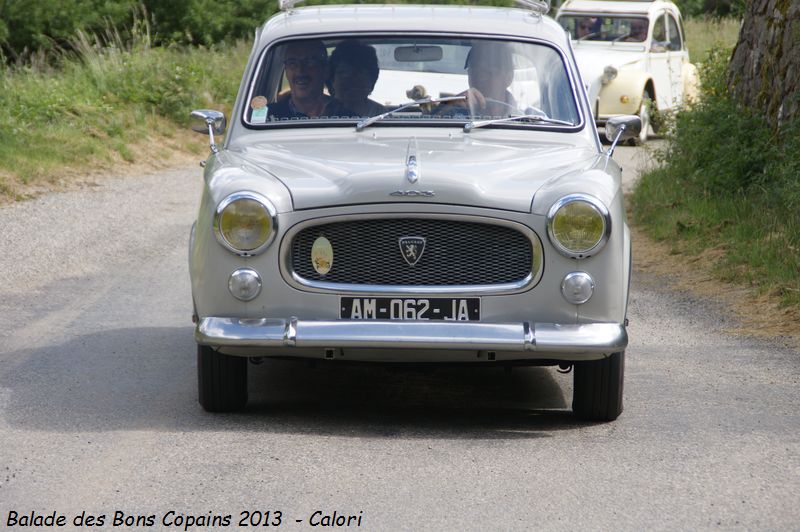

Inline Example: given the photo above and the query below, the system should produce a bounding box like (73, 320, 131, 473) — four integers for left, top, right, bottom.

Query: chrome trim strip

(406, 137, 420, 183)
(196, 318, 627, 355)
(280, 212, 544, 295)
(288, 271, 535, 295)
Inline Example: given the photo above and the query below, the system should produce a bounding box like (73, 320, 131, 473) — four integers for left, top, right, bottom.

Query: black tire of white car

(636, 90, 652, 144)
(572, 351, 624, 421)
(197, 345, 248, 412)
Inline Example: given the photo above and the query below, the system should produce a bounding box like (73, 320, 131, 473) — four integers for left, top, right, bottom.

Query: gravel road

(0, 145, 798, 530)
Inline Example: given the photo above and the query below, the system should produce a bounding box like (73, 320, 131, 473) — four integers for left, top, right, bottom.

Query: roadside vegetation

(0, 25, 247, 200)
(631, 46, 800, 311)
(683, 16, 740, 61)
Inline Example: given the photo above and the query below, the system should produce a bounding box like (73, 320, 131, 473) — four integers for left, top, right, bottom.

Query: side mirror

(191, 109, 226, 154)
(604, 115, 642, 155)
(191, 109, 226, 135)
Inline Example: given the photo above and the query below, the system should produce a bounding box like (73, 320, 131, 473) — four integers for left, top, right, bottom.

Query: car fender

(598, 69, 652, 116)
(682, 61, 700, 105)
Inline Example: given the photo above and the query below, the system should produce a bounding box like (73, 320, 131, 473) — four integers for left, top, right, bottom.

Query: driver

(439, 41, 517, 118)
(625, 19, 649, 42)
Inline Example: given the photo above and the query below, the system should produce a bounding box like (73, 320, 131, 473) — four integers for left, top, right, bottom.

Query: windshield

(245, 36, 580, 127)
(558, 15, 649, 43)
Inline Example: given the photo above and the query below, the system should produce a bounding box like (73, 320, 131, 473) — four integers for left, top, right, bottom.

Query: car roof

(557, 0, 678, 16)
(257, 4, 571, 49)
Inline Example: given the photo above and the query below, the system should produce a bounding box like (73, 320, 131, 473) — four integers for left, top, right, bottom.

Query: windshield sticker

(252, 107, 268, 123)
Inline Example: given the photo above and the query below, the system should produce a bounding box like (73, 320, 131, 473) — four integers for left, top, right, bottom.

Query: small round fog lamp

(561, 272, 595, 305)
(228, 268, 262, 301)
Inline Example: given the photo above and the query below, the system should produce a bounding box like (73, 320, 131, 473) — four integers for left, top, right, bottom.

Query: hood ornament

(405, 138, 420, 183)
(406, 155, 419, 183)
(399, 237, 426, 266)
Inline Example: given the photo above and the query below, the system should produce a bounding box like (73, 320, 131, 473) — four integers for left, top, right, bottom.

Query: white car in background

(557, 0, 698, 142)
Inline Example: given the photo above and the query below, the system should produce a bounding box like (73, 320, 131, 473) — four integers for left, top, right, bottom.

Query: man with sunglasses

(268, 40, 354, 120)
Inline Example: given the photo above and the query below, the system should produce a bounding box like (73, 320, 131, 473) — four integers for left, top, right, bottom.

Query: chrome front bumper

(196, 318, 627, 359)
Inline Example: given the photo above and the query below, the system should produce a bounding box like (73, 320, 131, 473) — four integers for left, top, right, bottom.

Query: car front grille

(289, 217, 534, 287)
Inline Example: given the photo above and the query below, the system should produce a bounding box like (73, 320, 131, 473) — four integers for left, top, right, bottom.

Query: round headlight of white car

(214, 192, 277, 255)
(601, 65, 618, 85)
(547, 194, 610, 259)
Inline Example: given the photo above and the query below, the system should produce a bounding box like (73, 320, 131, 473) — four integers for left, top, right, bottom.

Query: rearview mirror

(394, 45, 443, 62)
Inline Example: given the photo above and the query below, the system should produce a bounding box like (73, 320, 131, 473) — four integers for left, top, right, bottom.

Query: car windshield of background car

(245, 36, 580, 127)
(559, 16, 650, 43)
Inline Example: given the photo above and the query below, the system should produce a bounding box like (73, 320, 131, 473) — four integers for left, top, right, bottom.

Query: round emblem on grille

(311, 236, 333, 275)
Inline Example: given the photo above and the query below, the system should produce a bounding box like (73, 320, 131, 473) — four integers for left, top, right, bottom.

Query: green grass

(0, 35, 248, 199)
(631, 46, 800, 309)
(683, 16, 741, 63)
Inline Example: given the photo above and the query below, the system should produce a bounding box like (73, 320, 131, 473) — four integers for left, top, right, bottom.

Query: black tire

(635, 90, 653, 144)
(197, 344, 248, 412)
(572, 351, 624, 422)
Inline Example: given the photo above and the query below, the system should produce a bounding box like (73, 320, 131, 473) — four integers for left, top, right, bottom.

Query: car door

(666, 12, 685, 108)
(647, 12, 672, 110)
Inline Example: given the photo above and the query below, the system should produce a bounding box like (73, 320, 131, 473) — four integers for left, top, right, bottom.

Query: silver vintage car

(189, 1, 640, 421)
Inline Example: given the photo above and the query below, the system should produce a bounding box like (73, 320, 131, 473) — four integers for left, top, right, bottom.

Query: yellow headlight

(547, 195, 609, 258)
(214, 193, 276, 254)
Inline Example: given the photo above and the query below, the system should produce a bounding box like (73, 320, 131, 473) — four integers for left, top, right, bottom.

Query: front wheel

(636, 90, 653, 144)
(572, 351, 624, 421)
(197, 345, 248, 412)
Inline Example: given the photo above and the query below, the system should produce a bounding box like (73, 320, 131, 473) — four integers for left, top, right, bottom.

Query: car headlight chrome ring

(213, 192, 277, 256)
(546, 194, 611, 259)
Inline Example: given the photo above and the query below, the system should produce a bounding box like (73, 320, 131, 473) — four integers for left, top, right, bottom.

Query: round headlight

(601, 65, 618, 85)
(547, 194, 610, 258)
(214, 192, 277, 255)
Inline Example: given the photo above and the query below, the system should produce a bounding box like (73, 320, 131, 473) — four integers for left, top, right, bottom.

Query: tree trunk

(728, 0, 800, 128)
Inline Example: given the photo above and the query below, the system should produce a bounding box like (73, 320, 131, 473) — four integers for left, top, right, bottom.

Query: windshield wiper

(355, 95, 467, 131)
(463, 114, 576, 132)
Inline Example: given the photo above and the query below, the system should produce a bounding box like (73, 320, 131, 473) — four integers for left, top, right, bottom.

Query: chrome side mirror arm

(205, 122, 219, 154)
(190, 110, 227, 155)
(604, 115, 642, 156)
(606, 124, 627, 156)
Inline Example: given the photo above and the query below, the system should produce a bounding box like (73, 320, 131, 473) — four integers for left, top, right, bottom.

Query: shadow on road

(1, 327, 584, 438)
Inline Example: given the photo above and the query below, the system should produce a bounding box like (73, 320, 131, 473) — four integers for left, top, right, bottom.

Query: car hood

(573, 46, 645, 79)
(229, 131, 600, 213)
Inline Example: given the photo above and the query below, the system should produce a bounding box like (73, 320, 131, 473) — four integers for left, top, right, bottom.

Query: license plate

(340, 297, 480, 321)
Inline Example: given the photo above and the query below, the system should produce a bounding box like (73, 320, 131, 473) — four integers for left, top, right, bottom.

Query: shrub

(631, 46, 800, 307)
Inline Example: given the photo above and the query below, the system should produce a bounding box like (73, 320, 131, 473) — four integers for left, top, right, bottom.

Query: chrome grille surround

(281, 213, 543, 295)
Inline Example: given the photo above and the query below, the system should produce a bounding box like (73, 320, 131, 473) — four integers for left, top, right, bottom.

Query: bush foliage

(1, 0, 519, 59)
(672, 0, 745, 17)
(0, 0, 276, 59)
(0, 0, 744, 59)
(631, 47, 800, 307)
